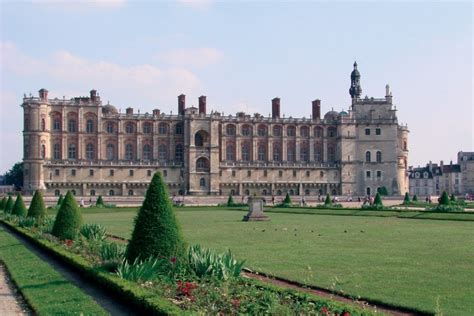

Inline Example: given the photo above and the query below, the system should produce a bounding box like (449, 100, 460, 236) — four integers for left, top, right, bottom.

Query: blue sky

(1, 0, 472, 173)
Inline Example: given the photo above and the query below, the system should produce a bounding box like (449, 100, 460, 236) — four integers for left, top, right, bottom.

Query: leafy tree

(4, 196, 14, 213)
(12, 193, 27, 217)
(439, 191, 450, 205)
(96, 195, 104, 207)
(324, 193, 332, 206)
(126, 172, 186, 262)
(403, 192, 410, 204)
(51, 191, 83, 240)
(413, 194, 418, 202)
(0, 197, 6, 210)
(3, 162, 23, 190)
(283, 193, 292, 204)
(57, 194, 64, 206)
(226, 194, 235, 207)
(374, 193, 383, 206)
(27, 190, 47, 220)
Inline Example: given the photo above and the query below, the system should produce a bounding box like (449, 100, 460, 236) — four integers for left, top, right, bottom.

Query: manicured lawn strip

(0, 225, 107, 315)
(0, 220, 185, 316)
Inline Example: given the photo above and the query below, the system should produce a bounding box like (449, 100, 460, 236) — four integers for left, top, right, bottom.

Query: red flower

(342, 312, 350, 316)
(176, 281, 197, 297)
(170, 257, 177, 264)
(65, 239, 73, 247)
(321, 306, 329, 315)
(232, 299, 240, 309)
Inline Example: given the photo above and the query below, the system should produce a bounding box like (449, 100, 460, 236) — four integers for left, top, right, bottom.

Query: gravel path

(0, 264, 32, 316)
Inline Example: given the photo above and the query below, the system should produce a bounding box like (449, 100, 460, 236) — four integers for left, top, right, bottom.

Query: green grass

(0, 225, 107, 315)
(81, 206, 474, 315)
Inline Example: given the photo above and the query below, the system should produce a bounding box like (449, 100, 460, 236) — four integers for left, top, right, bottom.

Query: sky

(0, 0, 472, 173)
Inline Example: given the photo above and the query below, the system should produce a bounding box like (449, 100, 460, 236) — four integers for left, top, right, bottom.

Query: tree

(403, 192, 410, 204)
(12, 193, 27, 217)
(57, 194, 64, 206)
(27, 190, 47, 220)
(374, 193, 383, 206)
(0, 197, 6, 210)
(450, 194, 456, 202)
(324, 193, 332, 206)
(96, 195, 104, 207)
(4, 196, 14, 214)
(51, 191, 83, 240)
(413, 194, 418, 202)
(377, 186, 388, 196)
(439, 191, 450, 206)
(3, 162, 23, 190)
(283, 193, 292, 205)
(226, 194, 235, 207)
(126, 172, 186, 262)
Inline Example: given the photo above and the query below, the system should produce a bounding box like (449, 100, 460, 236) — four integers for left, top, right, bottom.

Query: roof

(408, 166, 434, 179)
(442, 164, 461, 173)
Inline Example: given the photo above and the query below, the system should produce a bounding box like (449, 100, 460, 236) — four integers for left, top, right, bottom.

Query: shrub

(39, 216, 55, 234)
(324, 194, 332, 206)
(227, 194, 235, 207)
(4, 196, 14, 214)
(57, 194, 64, 206)
(374, 193, 383, 206)
(19, 217, 36, 228)
(100, 242, 126, 263)
(51, 191, 83, 240)
(188, 244, 245, 281)
(403, 192, 410, 204)
(80, 224, 107, 241)
(126, 172, 186, 262)
(413, 194, 418, 202)
(96, 195, 104, 207)
(116, 257, 163, 282)
(377, 186, 389, 196)
(27, 190, 47, 221)
(0, 196, 6, 210)
(450, 194, 456, 202)
(428, 204, 464, 212)
(439, 191, 450, 205)
(12, 193, 27, 217)
(283, 193, 292, 205)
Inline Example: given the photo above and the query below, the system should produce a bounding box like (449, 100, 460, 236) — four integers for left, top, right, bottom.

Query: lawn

(82, 207, 474, 315)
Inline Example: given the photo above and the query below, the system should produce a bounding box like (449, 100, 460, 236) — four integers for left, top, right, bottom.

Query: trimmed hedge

(0, 196, 6, 210)
(57, 194, 64, 206)
(96, 195, 104, 207)
(283, 193, 292, 204)
(12, 193, 27, 217)
(439, 191, 450, 205)
(227, 194, 235, 207)
(324, 194, 332, 206)
(27, 190, 47, 220)
(52, 191, 83, 240)
(4, 196, 14, 214)
(374, 193, 383, 206)
(403, 192, 410, 204)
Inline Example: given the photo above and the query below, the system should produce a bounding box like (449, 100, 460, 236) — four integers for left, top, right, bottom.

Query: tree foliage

(27, 190, 47, 220)
(57, 194, 64, 206)
(126, 172, 186, 262)
(3, 162, 23, 190)
(439, 191, 450, 205)
(4, 196, 14, 214)
(374, 193, 383, 206)
(403, 192, 410, 204)
(12, 193, 27, 217)
(226, 194, 235, 207)
(377, 186, 388, 196)
(0, 197, 6, 210)
(51, 191, 83, 240)
(96, 195, 104, 207)
(324, 194, 332, 206)
(450, 194, 456, 202)
(283, 193, 292, 205)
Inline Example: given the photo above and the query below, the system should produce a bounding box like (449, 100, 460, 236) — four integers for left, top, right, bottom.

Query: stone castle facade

(22, 63, 409, 197)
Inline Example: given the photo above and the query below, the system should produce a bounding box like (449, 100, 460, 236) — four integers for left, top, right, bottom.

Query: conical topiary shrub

(403, 192, 410, 204)
(27, 190, 47, 220)
(12, 193, 27, 217)
(96, 195, 104, 207)
(374, 193, 383, 206)
(324, 193, 332, 206)
(57, 194, 64, 206)
(51, 191, 83, 240)
(450, 194, 456, 202)
(0, 197, 6, 210)
(227, 194, 235, 207)
(439, 191, 450, 205)
(283, 193, 292, 205)
(4, 196, 14, 214)
(126, 172, 186, 262)
(413, 194, 418, 202)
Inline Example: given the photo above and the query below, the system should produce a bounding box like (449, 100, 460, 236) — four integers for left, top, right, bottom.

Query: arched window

(158, 144, 167, 160)
(128, 190, 134, 196)
(175, 123, 183, 134)
(41, 119, 46, 131)
(226, 124, 236, 136)
(226, 143, 235, 161)
(315, 127, 323, 137)
(86, 143, 94, 160)
(328, 127, 337, 137)
(376, 151, 382, 163)
(106, 122, 114, 133)
(244, 189, 250, 195)
(68, 119, 76, 132)
(109, 190, 115, 196)
(90, 190, 96, 196)
(258, 144, 266, 161)
(54, 190, 60, 196)
(86, 119, 94, 133)
(175, 144, 183, 161)
(287, 143, 295, 162)
(300, 126, 309, 137)
(273, 143, 281, 161)
(106, 144, 114, 160)
(241, 143, 251, 161)
(287, 126, 295, 137)
(68, 144, 76, 159)
(305, 189, 310, 195)
(41, 144, 46, 158)
(143, 144, 151, 160)
(273, 126, 282, 136)
(158, 123, 168, 135)
(258, 125, 267, 136)
(289, 189, 295, 195)
(53, 118, 61, 131)
(277, 190, 282, 195)
(403, 139, 407, 151)
(328, 146, 336, 162)
(366, 151, 371, 163)
(53, 143, 61, 159)
(241, 125, 252, 136)
(71, 190, 76, 196)
(314, 143, 323, 162)
(196, 157, 210, 172)
(200, 178, 206, 187)
(143, 123, 152, 134)
(300, 143, 309, 162)
(125, 144, 133, 160)
(125, 123, 134, 134)
(262, 189, 267, 196)
(194, 130, 208, 147)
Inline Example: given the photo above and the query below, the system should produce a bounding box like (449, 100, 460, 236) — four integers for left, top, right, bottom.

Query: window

(159, 123, 168, 134)
(175, 144, 183, 161)
(90, 190, 96, 196)
(41, 144, 46, 158)
(293, 170, 297, 177)
(147, 170, 152, 176)
(328, 127, 337, 137)
(71, 190, 76, 196)
(403, 139, 407, 151)
(279, 170, 283, 177)
(68, 144, 76, 159)
(242, 143, 250, 161)
(125, 144, 133, 160)
(300, 144, 309, 162)
(365, 151, 371, 162)
(71, 169, 76, 176)
(258, 145, 266, 161)
(226, 124, 236, 136)
(53, 119, 61, 131)
(232, 170, 236, 177)
(366, 187, 371, 195)
(320, 171, 324, 177)
(196, 157, 209, 172)
(158, 144, 167, 160)
(366, 171, 371, 178)
(175, 123, 183, 134)
(41, 119, 46, 131)
(289, 189, 295, 195)
(241, 125, 251, 136)
(86, 119, 94, 133)
(129, 170, 134, 176)
(143, 123, 152, 134)
(226, 143, 235, 161)
(376, 151, 382, 163)
(264, 170, 268, 177)
(376, 128, 381, 135)
(53, 143, 61, 159)
(68, 119, 76, 132)
(273, 144, 281, 161)
(262, 189, 267, 196)
(287, 143, 295, 162)
(328, 146, 336, 162)
(126, 123, 134, 134)
(273, 126, 282, 136)
(109, 169, 114, 176)
(287, 126, 295, 136)
(143, 144, 152, 160)
(109, 190, 115, 196)
(315, 127, 323, 137)
(55, 169, 60, 176)
(314, 143, 323, 162)
(89, 169, 94, 176)
(377, 171, 382, 178)
(106, 122, 114, 133)
(86, 143, 94, 160)
(106, 144, 114, 160)
(258, 125, 267, 136)
(247, 170, 251, 177)
(300, 126, 309, 137)
(163, 170, 168, 177)
(306, 171, 310, 177)
(128, 190, 134, 196)
(200, 178, 206, 187)
(365, 128, 370, 135)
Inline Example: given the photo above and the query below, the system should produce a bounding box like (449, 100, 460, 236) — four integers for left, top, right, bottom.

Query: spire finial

(353, 61, 358, 68)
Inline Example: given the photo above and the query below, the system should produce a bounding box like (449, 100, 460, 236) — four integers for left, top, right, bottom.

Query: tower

(349, 61, 362, 99)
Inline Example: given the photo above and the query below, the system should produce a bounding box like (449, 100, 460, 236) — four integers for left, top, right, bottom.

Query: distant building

(409, 160, 464, 196)
(458, 151, 474, 195)
(408, 163, 436, 196)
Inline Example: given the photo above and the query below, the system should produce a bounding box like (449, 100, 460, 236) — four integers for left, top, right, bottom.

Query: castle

(22, 63, 409, 197)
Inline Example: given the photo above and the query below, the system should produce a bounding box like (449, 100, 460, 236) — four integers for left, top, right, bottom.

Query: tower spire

(349, 61, 362, 98)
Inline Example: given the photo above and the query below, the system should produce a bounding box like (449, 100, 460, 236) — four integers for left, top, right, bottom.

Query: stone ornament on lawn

(243, 196, 269, 221)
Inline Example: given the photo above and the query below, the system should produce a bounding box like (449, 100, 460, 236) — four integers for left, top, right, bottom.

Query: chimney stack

(272, 97, 280, 118)
(153, 109, 160, 116)
(38, 88, 48, 101)
(198, 95, 207, 115)
(126, 107, 133, 115)
(90, 89, 97, 102)
(312, 99, 321, 120)
(178, 94, 186, 115)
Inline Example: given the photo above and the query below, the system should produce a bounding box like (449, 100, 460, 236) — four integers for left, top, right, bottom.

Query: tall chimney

(126, 107, 133, 115)
(272, 97, 280, 118)
(153, 109, 160, 116)
(178, 94, 186, 115)
(198, 95, 207, 115)
(39, 88, 48, 101)
(312, 99, 321, 120)
(90, 89, 97, 102)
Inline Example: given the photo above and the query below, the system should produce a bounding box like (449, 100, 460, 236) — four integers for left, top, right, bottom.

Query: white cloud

(176, 0, 214, 10)
(155, 47, 223, 67)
